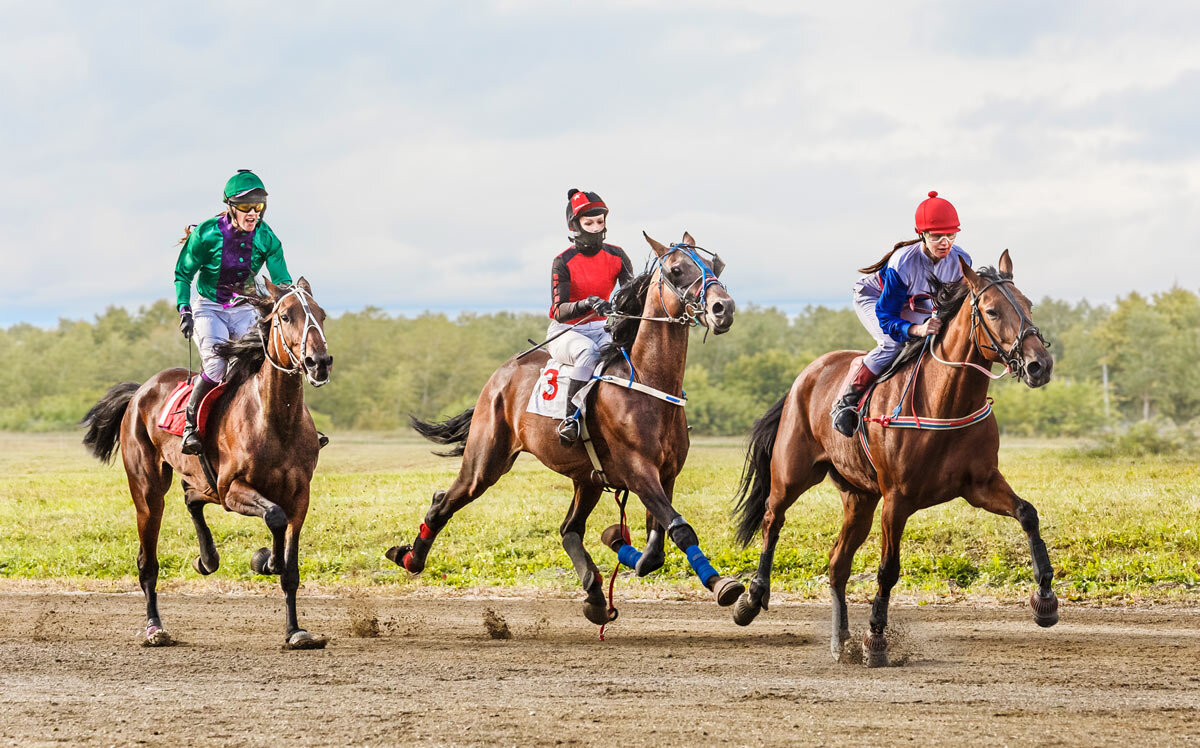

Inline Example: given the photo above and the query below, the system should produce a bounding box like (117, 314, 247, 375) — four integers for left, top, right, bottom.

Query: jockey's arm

(550, 255, 598, 323)
(173, 229, 206, 310)
(263, 237, 292, 287)
(875, 267, 914, 342)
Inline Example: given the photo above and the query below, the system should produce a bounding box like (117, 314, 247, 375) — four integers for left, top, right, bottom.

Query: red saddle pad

(156, 379, 227, 437)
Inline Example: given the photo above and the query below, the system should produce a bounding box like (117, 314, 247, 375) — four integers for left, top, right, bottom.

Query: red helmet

(914, 190, 961, 234)
(566, 188, 608, 228)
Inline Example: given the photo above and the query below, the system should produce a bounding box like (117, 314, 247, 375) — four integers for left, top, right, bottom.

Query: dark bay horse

(81, 279, 333, 648)
(733, 251, 1059, 666)
(387, 233, 745, 624)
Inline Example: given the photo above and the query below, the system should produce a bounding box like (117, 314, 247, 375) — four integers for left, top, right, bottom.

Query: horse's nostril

(1026, 361, 1042, 378)
(303, 356, 316, 369)
(712, 302, 724, 316)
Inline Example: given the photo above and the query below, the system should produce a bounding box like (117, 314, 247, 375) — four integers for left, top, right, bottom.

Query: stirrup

(180, 427, 203, 455)
(557, 416, 580, 446)
(831, 405, 861, 438)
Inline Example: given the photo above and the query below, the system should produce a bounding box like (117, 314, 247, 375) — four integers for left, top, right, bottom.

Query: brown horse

(732, 251, 1059, 666)
(387, 233, 745, 624)
(81, 279, 332, 648)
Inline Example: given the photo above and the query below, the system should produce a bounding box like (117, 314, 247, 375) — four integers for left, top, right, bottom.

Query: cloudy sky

(2, 1, 1198, 326)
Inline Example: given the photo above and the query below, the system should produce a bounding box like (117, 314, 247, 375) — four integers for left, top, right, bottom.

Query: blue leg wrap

(617, 544, 643, 570)
(685, 545, 718, 584)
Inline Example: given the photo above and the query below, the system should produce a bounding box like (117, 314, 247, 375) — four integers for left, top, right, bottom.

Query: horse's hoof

(250, 547, 275, 575)
(635, 550, 664, 577)
(192, 555, 217, 576)
(142, 624, 175, 647)
(283, 629, 328, 650)
(712, 576, 745, 607)
(1030, 589, 1059, 628)
(732, 593, 761, 626)
(600, 524, 631, 551)
(583, 602, 610, 626)
(863, 631, 888, 668)
(832, 629, 850, 661)
(385, 545, 423, 573)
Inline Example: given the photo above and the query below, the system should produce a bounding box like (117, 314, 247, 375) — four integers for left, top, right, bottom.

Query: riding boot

(557, 379, 588, 447)
(830, 362, 878, 437)
(180, 375, 218, 455)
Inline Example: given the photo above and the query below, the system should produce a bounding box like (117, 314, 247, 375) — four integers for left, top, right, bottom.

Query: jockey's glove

(178, 308, 194, 340)
(589, 297, 613, 316)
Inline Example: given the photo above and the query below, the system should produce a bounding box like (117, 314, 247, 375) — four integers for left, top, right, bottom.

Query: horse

(81, 279, 333, 648)
(732, 251, 1059, 666)
(386, 232, 745, 625)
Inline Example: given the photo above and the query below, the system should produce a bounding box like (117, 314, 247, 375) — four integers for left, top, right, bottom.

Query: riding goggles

(923, 232, 957, 245)
(230, 202, 266, 214)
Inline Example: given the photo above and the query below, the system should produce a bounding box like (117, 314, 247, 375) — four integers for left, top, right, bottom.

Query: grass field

(0, 431, 1197, 602)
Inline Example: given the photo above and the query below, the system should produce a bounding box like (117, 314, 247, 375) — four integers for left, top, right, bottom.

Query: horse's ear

(958, 256, 982, 290)
(998, 249, 1013, 278)
(711, 255, 726, 277)
(682, 231, 696, 246)
(297, 276, 312, 294)
(265, 279, 285, 300)
(644, 231, 669, 258)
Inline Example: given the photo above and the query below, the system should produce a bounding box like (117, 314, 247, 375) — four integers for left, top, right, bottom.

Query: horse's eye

(280, 314, 290, 323)
(985, 308, 999, 319)
(671, 265, 683, 277)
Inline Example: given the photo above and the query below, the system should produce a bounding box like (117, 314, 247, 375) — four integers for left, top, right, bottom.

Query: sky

(2, 0, 1199, 326)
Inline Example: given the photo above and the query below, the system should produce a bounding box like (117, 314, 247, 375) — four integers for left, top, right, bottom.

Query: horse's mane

(596, 270, 655, 372)
(211, 288, 277, 388)
(880, 265, 1007, 379)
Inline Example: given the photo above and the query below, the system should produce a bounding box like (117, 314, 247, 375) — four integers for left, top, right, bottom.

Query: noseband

(262, 286, 328, 379)
(969, 277, 1048, 379)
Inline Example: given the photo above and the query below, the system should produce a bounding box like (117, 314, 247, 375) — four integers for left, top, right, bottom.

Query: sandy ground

(0, 589, 1197, 747)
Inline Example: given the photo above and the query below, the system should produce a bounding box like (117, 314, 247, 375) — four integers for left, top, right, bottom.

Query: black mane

(595, 270, 655, 372)
(879, 265, 1007, 380)
(211, 289, 277, 388)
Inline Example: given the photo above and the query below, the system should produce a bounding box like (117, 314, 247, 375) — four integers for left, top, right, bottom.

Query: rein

(260, 286, 328, 382)
(607, 243, 727, 327)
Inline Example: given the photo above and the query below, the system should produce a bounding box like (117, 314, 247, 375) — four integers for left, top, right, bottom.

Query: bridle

(967, 276, 1048, 380)
(610, 243, 728, 327)
(261, 286, 329, 384)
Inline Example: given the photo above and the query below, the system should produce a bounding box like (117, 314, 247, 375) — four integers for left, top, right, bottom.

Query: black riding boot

(180, 376, 217, 455)
(557, 379, 588, 447)
(830, 363, 878, 438)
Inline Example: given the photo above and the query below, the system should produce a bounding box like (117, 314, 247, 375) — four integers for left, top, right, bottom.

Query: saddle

(156, 379, 228, 437)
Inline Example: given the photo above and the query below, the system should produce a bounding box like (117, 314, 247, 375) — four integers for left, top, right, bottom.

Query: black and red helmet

(566, 188, 608, 228)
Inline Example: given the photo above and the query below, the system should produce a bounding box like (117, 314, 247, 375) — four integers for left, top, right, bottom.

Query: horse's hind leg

(828, 489, 880, 659)
(560, 482, 609, 625)
(965, 471, 1058, 628)
(183, 482, 220, 575)
(128, 455, 173, 646)
(864, 496, 912, 668)
(387, 415, 515, 574)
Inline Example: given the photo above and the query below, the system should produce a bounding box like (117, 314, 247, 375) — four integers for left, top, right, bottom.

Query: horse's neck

(628, 281, 689, 394)
(921, 305, 994, 411)
(250, 361, 306, 436)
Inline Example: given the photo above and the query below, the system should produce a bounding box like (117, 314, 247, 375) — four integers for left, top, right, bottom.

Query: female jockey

(547, 188, 634, 446)
(173, 169, 295, 454)
(830, 190, 972, 437)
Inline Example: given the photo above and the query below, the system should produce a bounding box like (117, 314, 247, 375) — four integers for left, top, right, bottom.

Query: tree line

(2, 286, 1197, 437)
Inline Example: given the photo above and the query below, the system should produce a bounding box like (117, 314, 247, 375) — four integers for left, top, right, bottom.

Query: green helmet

(223, 169, 268, 203)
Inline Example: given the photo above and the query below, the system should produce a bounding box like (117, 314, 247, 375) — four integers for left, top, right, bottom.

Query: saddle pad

(525, 360, 579, 419)
(156, 379, 227, 437)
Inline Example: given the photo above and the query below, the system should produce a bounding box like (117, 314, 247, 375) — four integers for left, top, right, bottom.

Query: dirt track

(0, 590, 1197, 746)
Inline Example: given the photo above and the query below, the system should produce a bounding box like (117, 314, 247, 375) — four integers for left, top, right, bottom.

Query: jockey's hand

(179, 310, 194, 340)
(590, 297, 614, 316)
(911, 317, 942, 338)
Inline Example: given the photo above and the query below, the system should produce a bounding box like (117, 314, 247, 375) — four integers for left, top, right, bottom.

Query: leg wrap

(617, 544, 643, 569)
(685, 545, 718, 584)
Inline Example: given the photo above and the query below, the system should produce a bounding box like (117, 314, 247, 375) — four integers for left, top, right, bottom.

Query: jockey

(831, 190, 973, 437)
(173, 169, 296, 454)
(547, 188, 634, 446)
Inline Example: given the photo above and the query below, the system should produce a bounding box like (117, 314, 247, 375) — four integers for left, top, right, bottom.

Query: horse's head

(263, 277, 334, 387)
(958, 251, 1052, 388)
(642, 231, 735, 334)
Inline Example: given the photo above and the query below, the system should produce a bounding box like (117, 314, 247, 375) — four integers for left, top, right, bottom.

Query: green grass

(0, 432, 1197, 601)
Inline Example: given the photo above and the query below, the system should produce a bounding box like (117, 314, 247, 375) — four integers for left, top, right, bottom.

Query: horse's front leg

(560, 482, 609, 625)
(279, 496, 325, 649)
(966, 470, 1059, 628)
(224, 480, 287, 576)
(865, 497, 911, 668)
(625, 463, 744, 606)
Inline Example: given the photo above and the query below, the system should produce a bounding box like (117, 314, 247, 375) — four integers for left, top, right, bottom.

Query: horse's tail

(81, 382, 140, 464)
(733, 395, 787, 547)
(409, 407, 475, 458)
